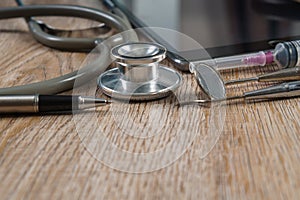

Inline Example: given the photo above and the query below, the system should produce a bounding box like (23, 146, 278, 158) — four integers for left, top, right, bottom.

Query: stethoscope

(0, 0, 186, 101)
(98, 42, 182, 101)
(0, 0, 186, 102)
(0, 0, 135, 95)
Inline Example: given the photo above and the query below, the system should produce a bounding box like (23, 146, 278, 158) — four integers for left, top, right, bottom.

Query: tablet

(110, 0, 300, 71)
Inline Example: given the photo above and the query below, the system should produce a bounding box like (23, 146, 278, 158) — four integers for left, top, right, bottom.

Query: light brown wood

(0, 0, 299, 199)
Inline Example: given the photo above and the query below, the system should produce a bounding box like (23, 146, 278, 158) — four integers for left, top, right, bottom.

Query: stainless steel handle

(258, 67, 300, 82)
(244, 81, 300, 100)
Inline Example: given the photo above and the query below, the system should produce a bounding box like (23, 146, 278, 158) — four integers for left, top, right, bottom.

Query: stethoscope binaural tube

(0, 5, 132, 51)
(0, 5, 137, 95)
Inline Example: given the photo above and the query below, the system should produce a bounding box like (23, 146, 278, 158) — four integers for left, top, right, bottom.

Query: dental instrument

(225, 67, 300, 85)
(190, 63, 226, 100)
(189, 40, 300, 100)
(181, 80, 300, 105)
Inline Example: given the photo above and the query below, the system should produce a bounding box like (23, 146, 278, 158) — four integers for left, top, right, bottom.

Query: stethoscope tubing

(0, 5, 128, 51)
(0, 5, 135, 95)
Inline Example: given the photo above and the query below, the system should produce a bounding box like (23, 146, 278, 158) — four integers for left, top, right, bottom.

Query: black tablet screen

(113, 0, 300, 59)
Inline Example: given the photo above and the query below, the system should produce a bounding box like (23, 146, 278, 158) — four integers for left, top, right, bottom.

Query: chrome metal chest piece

(98, 42, 182, 101)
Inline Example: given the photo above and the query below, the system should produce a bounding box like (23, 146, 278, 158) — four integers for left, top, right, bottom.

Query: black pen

(0, 94, 110, 113)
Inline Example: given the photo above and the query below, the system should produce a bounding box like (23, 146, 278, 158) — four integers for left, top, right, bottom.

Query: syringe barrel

(274, 40, 300, 68)
(190, 40, 300, 71)
(210, 51, 272, 70)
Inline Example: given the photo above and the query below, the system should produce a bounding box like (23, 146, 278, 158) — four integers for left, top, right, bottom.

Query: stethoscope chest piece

(98, 42, 182, 101)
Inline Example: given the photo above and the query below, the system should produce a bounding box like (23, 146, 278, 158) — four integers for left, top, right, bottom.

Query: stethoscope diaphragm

(98, 42, 182, 101)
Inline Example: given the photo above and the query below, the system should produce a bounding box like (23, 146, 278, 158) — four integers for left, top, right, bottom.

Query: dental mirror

(190, 63, 226, 100)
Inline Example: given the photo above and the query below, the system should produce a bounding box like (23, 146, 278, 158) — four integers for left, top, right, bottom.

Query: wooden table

(0, 0, 299, 199)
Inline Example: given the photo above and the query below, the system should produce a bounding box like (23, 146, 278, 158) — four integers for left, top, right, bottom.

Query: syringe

(190, 40, 300, 71)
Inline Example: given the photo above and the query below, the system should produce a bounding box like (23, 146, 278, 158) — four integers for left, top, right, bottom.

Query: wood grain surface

(0, 0, 299, 199)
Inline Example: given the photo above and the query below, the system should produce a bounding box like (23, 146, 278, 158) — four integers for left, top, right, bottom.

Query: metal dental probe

(225, 67, 300, 85)
(180, 81, 300, 106)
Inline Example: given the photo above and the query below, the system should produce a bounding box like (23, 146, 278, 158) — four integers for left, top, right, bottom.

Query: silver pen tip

(79, 96, 111, 110)
(93, 98, 112, 106)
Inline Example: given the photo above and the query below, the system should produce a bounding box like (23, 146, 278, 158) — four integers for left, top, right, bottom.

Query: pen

(0, 94, 111, 113)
